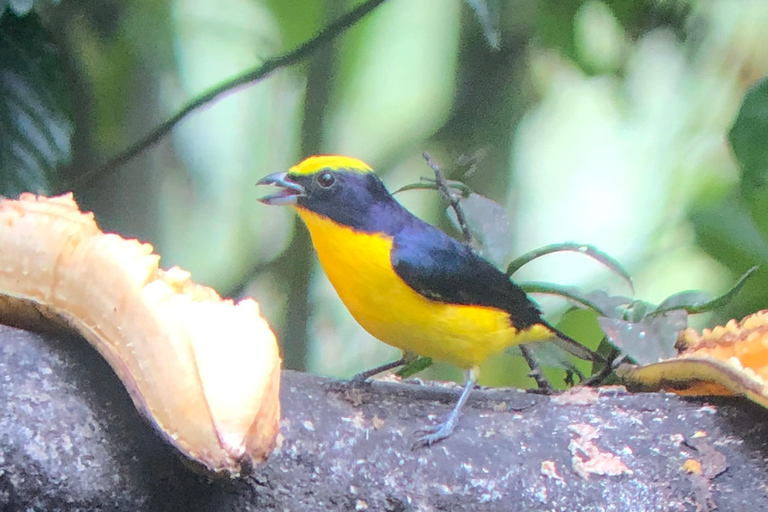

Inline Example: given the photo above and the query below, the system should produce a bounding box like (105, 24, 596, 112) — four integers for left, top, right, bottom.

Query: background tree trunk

(1, 324, 766, 511)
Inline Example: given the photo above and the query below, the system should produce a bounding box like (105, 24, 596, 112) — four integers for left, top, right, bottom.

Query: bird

(257, 155, 603, 448)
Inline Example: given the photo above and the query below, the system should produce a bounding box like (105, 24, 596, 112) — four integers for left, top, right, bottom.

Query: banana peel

(0, 193, 281, 475)
(617, 311, 768, 408)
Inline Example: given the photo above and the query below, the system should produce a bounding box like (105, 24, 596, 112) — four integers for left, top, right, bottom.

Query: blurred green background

(3, 0, 768, 388)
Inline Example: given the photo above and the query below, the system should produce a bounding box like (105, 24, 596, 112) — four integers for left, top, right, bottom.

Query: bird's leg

(412, 367, 478, 450)
(519, 344, 554, 394)
(350, 351, 417, 384)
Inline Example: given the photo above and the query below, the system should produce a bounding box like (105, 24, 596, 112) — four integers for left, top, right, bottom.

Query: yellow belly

(296, 208, 550, 368)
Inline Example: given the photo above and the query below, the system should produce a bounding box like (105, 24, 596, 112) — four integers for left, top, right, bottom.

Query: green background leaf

(0, 11, 72, 196)
(463, 0, 500, 49)
(729, 77, 768, 188)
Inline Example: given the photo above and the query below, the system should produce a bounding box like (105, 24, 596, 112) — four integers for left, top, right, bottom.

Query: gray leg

(412, 367, 478, 449)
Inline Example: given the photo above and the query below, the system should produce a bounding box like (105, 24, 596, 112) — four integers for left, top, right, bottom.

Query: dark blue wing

(390, 221, 543, 330)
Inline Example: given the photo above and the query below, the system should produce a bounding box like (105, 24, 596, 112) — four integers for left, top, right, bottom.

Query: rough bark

(1, 324, 767, 511)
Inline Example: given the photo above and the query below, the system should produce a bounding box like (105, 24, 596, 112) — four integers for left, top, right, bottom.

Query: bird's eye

(317, 172, 335, 188)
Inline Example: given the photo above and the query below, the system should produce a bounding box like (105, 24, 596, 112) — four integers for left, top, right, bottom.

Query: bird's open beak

(256, 172, 305, 206)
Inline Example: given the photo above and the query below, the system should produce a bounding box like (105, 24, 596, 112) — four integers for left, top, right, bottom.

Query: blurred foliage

(0, 11, 72, 195)
(691, 74, 768, 325)
(2, 0, 768, 389)
(0, 0, 60, 18)
(464, 0, 500, 48)
(729, 77, 768, 188)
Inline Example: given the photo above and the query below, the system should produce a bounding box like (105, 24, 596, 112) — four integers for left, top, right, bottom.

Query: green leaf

(690, 199, 768, 272)
(598, 310, 687, 366)
(446, 192, 513, 267)
(655, 291, 714, 312)
(521, 282, 614, 316)
(396, 356, 433, 379)
(0, 12, 72, 196)
(463, 0, 500, 49)
(729, 76, 768, 188)
(689, 194, 768, 318)
(652, 266, 758, 316)
(741, 186, 768, 241)
(583, 290, 635, 320)
(506, 242, 633, 293)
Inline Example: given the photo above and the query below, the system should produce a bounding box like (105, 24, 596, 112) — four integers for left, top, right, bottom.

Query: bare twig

(71, 0, 391, 190)
(519, 344, 554, 394)
(421, 152, 472, 245)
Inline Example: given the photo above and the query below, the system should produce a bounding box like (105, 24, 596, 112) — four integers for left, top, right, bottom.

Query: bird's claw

(348, 372, 371, 386)
(411, 420, 456, 450)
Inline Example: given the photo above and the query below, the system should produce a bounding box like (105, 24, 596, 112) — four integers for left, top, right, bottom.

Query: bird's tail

(540, 320, 606, 364)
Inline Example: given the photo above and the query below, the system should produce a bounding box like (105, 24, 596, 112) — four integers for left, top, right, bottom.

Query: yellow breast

(296, 208, 549, 368)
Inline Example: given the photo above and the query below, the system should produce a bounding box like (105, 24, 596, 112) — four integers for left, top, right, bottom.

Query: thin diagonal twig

(422, 152, 472, 245)
(71, 0, 391, 190)
(519, 344, 554, 393)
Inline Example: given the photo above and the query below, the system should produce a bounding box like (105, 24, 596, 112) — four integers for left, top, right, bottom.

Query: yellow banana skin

(0, 193, 281, 475)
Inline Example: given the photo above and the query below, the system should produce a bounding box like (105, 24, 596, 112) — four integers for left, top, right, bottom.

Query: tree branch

(70, 0, 391, 191)
(2, 323, 767, 511)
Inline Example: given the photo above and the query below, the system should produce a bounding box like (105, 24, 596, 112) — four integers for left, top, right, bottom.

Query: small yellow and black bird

(258, 155, 601, 448)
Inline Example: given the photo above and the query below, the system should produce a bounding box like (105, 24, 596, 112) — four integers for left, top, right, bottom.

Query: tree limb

(1, 324, 766, 511)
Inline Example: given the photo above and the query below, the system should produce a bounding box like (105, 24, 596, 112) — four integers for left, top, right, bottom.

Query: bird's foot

(348, 371, 371, 386)
(411, 417, 458, 450)
(323, 371, 371, 395)
(411, 367, 477, 450)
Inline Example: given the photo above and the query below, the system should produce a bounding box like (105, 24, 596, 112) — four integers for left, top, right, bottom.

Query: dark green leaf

(690, 197, 768, 319)
(742, 187, 768, 240)
(396, 356, 433, 379)
(652, 266, 758, 316)
(506, 242, 634, 293)
(0, 12, 72, 196)
(521, 282, 613, 316)
(598, 310, 687, 365)
(655, 290, 713, 313)
(463, 0, 500, 49)
(729, 76, 768, 187)
(690, 199, 768, 272)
